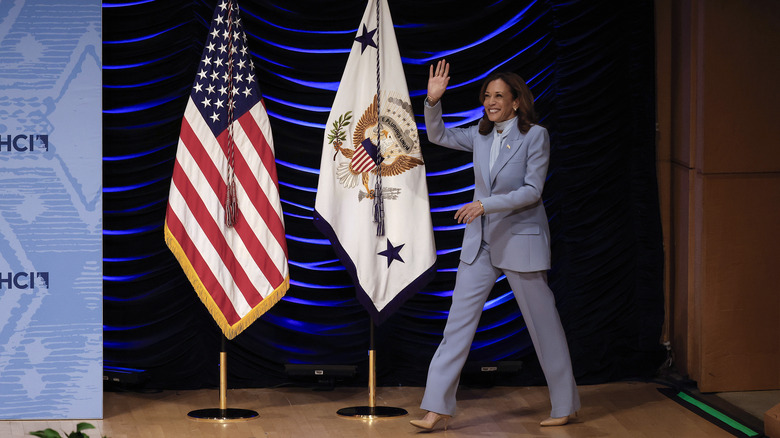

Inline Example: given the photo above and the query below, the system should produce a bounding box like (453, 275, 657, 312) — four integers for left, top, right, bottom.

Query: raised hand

(427, 59, 450, 105)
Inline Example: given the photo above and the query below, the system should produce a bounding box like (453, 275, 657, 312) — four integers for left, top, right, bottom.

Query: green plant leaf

(28, 429, 61, 438)
(76, 423, 95, 432)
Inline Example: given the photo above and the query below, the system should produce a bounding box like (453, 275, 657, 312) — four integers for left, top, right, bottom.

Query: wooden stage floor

(1, 382, 748, 437)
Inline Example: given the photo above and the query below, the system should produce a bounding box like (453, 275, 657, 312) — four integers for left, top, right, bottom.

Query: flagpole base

(187, 408, 259, 423)
(336, 406, 407, 419)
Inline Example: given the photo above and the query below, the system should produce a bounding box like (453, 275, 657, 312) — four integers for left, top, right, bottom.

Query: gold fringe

(164, 223, 290, 340)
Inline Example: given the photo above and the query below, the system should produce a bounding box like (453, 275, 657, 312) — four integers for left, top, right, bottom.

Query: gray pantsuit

(420, 100, 580, 418)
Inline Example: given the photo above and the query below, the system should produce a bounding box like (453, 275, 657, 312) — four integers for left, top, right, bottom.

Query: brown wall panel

(698, 173, 780, 391)
(669, 0, 693, 169)
(699, 1, 780, 174)
(661, 0, 780, 392)
(671, 163, 693, 378)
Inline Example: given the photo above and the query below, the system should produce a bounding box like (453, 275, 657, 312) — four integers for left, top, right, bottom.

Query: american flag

(164, 0, 289, 340)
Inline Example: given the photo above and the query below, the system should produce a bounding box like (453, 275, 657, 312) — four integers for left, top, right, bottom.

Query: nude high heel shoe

(410, 411, 451, 431)
(540, 411, 577, 427)
(539, 415, 568, 426)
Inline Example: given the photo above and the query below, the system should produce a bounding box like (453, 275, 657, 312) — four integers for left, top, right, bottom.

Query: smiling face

(482, 79, 520, 123)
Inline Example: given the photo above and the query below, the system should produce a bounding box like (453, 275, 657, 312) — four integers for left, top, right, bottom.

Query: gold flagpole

(336, 0, 406, 420)
(368, 348, 376, 408)
(188, 335, 259, 422)
(337, 320, 407, 419)
(187, 1, 259, 422)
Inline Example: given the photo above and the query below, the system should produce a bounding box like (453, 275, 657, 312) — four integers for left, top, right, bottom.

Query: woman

(410, 60, 580, 431)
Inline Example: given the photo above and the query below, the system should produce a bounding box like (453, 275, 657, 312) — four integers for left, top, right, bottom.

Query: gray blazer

(425, 101, 551, 272)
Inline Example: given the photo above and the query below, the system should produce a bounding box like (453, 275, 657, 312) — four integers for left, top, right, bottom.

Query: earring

(513, 107, 518, 111)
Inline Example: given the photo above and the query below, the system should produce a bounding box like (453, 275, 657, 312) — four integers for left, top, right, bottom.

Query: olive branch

(327, 111, 352, 146)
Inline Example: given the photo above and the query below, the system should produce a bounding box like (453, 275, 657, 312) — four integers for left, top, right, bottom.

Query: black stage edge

(655, 371, 766, 438)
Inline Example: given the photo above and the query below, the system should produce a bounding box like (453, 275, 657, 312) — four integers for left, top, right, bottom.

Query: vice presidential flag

(314, 0, 436, 324)
(164, 0, 289, 340)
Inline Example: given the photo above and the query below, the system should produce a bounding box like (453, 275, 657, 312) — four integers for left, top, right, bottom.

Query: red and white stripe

(351, 145, 377, 173)
(165, 98, 288, 335)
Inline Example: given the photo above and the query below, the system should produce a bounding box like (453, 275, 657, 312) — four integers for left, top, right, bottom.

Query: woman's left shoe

(410, 411, 450, 431)
(539, 415, 569, 427)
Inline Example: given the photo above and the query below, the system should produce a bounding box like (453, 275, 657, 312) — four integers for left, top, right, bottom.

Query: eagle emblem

(327, 92, 423, 200)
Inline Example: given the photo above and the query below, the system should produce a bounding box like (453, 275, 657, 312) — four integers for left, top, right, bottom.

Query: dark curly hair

(477, 71, 537, 135)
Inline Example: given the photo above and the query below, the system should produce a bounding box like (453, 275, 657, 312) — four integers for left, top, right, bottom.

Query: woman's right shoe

(539, 415, 569, 426)
(410, 411, 451, 431)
